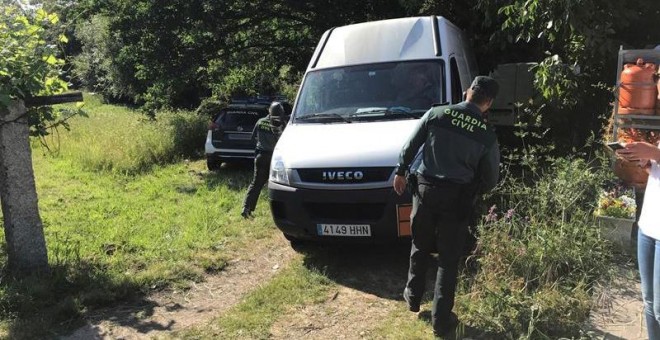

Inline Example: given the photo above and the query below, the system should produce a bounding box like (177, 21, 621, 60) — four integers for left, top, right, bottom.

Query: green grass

(0, 94, 276, 338)
(38, 93, 207, 174)
(173, 259, 334, 339)
(371, 306, 440, 339)
(35, 156, 268, 288)
(0, 94, 621, 338)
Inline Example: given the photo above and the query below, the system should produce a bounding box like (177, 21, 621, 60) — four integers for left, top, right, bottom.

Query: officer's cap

(470, 76, 499, 99)
(269, 101, 286, 117)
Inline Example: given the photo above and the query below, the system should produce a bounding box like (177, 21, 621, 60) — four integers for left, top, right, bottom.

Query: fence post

(0, 100, 49, 275)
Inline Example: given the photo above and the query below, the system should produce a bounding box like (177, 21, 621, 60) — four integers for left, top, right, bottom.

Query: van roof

(309, 16, 460, 70)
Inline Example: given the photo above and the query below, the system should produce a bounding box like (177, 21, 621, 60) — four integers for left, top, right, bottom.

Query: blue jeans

(638, 230, 660, 340)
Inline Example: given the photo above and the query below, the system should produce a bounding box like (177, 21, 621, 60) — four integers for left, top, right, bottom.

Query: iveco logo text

(322, 171, 364, 181)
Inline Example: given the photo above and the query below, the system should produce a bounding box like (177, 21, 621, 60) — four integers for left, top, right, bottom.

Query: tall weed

(0, 96, 263, 337)
(458, 156, 613, 338)
(41, 94, 207, 174)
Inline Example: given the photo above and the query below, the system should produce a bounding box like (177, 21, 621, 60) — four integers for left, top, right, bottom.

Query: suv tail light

(208, 121, 220, 130)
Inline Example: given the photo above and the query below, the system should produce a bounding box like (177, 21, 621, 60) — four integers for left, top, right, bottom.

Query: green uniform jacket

(395, 101, 500, 191)
(252, 116, 282, 152)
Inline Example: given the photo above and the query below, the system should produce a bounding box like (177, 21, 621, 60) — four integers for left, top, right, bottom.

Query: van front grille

(304, 202, 386, 220)
(297, 167, 393, 184)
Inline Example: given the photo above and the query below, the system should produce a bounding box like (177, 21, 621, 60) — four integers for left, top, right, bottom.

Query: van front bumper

(268, 181, 412, 244)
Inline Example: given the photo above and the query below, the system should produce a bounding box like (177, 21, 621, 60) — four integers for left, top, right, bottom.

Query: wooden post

(0, 100, 50, 275)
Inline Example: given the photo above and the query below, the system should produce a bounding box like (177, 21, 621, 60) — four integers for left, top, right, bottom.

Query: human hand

(617, 142, 660, 162)
(638, 158, 651, 168)
(393, 175, 407, 196)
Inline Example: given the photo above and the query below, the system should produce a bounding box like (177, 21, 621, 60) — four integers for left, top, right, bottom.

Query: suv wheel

(207, 157, 222, 171)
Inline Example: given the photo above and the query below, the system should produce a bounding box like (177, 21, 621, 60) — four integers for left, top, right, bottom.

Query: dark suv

(204, 97, 280, 171)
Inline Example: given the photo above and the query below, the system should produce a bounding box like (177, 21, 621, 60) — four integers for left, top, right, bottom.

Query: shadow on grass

(297, 242, 410, 300)
(202, 160, 253, 191)
(294, 242, 496, 338)
(294, 239, 478, 300)
(0, 261, 176, 339)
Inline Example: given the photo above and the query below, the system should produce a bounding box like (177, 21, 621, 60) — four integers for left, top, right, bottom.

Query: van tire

(284, 234, 306, 248)
(207, 158, 222, 171)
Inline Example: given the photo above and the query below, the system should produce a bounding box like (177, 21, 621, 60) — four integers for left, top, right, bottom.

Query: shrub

(71, 15, 114, 95)
(157, 110, 208, 159)
(47, 94, 207, 174)
(457, 156, 612, 338)
(194, 98, 227, 118)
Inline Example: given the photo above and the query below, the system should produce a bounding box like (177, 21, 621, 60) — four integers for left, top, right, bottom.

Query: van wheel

(207, 158, 222, 171)
(284, 234, 306, 248)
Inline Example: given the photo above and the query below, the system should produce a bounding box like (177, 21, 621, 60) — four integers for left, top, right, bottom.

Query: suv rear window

(215, 106, 267, 131)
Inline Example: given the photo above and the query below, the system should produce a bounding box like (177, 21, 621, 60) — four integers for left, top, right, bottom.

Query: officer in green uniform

(241, 101, 289, 218)
(392, 76, 500, 337)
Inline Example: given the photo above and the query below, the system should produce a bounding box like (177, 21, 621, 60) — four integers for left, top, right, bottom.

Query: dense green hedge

(53, 0, 660, 148)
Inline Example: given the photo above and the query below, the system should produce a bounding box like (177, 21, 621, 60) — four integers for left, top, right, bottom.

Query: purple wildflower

(485, 205, 498, 222)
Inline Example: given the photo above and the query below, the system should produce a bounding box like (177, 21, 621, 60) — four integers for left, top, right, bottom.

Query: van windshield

(294, 61, 444, 123)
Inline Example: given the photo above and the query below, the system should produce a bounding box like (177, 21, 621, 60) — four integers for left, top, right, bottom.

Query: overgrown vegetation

(49, 0, 659, 147)
(0, 97, 273, 337)
(2, 0, 655, 337)
(40, 94, 207, 174)
(456, 156, 613, 338)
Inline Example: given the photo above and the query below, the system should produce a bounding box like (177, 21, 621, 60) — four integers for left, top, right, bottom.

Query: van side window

(450, 58, 462, 104)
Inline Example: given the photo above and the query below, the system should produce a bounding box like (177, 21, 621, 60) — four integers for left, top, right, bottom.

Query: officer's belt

(418, 174, 463, 187)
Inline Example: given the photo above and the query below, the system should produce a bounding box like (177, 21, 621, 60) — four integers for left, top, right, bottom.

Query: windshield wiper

(353, 106, 420, 119)
(297, 112, 352, 123)
(387, 107, 420, 118)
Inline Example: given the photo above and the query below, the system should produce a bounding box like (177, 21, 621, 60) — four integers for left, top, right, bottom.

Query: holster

(406, 172, 419, 197)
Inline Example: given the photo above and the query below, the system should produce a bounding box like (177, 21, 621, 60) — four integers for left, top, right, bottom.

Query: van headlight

(269, 156, 290, 186)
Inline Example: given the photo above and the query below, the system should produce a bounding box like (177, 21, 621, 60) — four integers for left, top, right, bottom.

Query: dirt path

(270, 286, 396, 339)
(269, 243, 412, 339)
(587, 254, 647, 340)
(62, 241, 412, 340)
(63, 235, 297, 339)
(62, 237, 647, 340)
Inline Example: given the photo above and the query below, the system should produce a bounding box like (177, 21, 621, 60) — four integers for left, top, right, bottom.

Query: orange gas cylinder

(619, 58, 657, 115)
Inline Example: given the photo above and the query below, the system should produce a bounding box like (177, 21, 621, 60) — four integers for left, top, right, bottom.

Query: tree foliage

(0, 2, 82, 136)
(59, 0, 660, 147)
(479, 0, 660, 148)
(66, 0, 403, 112)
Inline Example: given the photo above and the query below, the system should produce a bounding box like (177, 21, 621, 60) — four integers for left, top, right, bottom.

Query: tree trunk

(0, 100, 49, 275)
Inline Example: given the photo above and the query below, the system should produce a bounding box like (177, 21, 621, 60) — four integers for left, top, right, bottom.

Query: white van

(268, 16, 479, 243)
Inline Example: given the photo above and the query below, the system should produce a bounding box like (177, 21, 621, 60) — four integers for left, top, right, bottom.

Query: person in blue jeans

(618, 141, 660, 339)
